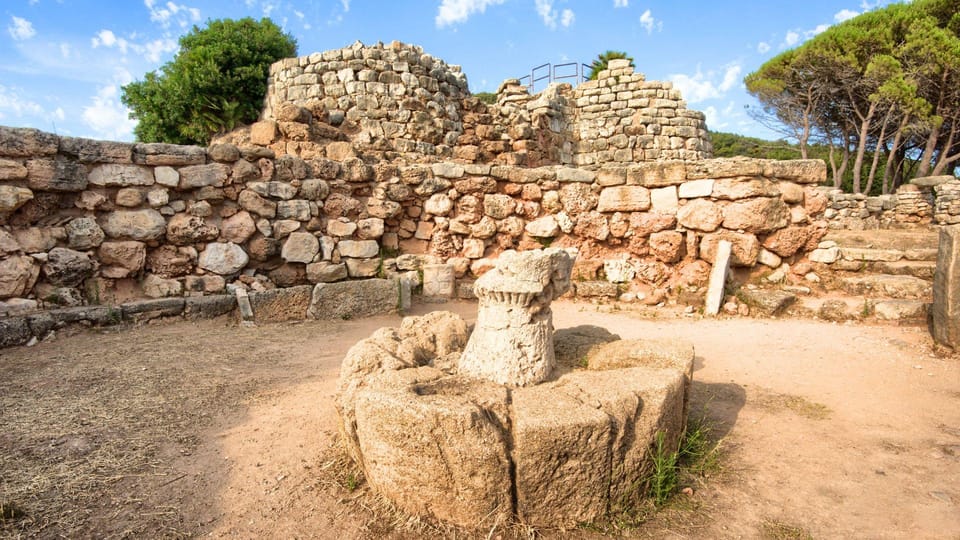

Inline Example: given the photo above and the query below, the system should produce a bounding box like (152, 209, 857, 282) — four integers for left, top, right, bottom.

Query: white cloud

(82, 84, 137, 141)
(614, 0, 628, 7)
(561, 9, 575, 28)
(92, 28, 177, 64)
(809, 23, 829, 36)
(0, 84, 45, 118)
(784, 30, 800, 46)
(91, 29, 130, 55)
(140, 38, 178, 63)
(341, 0, 351, 11)
(834, 9, 859, 22)
(639, 9, 661, 34)
(59, 42, 71, 59)
(669, 64, 742, 104)
(757, 41, 771, 54)
(8, 16, 36, 41)
(435, 0, 507, 27)
(144, 0, 201, 29)
(536, 0, 557, 29)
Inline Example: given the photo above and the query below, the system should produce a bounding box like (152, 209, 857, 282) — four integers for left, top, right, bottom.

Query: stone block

(597, 186, 651, 212)
(678, 178, 714, 198)
(248, 285, 313, 322)
(133, 143, 206, 166)
(184, 295, 237, 319)
(933, 225, 960, 347)
(704, 240, 731, 316)
(422, 263, 455, 298)
(308, 278, 399, 319)
(87, 164, 154, 187)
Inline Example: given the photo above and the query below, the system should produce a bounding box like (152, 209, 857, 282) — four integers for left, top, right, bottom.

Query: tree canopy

(745, 0, 960, 193)
(588, 50, 635, 80)
(121, 17, 297, 145)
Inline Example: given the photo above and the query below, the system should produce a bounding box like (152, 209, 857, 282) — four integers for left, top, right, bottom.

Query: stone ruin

(336, 248, 695, 528)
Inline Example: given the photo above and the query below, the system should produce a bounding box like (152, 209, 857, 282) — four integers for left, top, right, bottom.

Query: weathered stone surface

(198, 242, 248, 275)
(238, 189, 277, 218)
(178, 163, 230, 189)
(282, 232, 320, 263)
(423, 263, 455, 298)
(840, 247, 903, 262)
(184, 294, 236, 319)
(700, 231, 760, 266)
(0, 230, 18, 257)
(712, 177, 780, 200)
(277, 199, 312, 221)
(525, 215, 559, 237)
(676, 199, 722, 232)
(249, 181, 298, 200)
(165, 214, 219, 245)
(574, 211, 609, 241)
(678, 179, 714, 198)
(809, 246, 840, 264)
(142, 273, 184, 298)
(344, 258, 379, 278)
(737, 288, 797, 316)
(308, 278, 398, 319)
(0, 158, 28, 181)
(43, 248, 93, 287)
(207, 143, 240, 162)
(933, 226, 960, 348)
(627, 161, 687, 187)
(559, 183, 598, 214)
(483, 193, 515, 219)
(511, 384, 611, 527)
(307, 261, 348, 283)
(121, 297, 185, 320)
(840, 275, 932, 299)
(13, 227, 61, 253)
(100, 209, 166, 241)
(650, 186, 679, 214)
(65, 217, 105, 250)
(248, 285, 313, 322)
(875, 300, 928, 321)
(649, 231, 684, 263)
(629, 212, 676, 236)
(338, 239, 379, 258)
(220, 211, 256, 243)
(0, 317, 31, 348)
(0, 185, 34, 212)
(146, 245, 194, 278)
(88, 164, 153, 187)
(722, 197, 789, 234)
(597, 186, 651, 212)
(133, 143, 206, 166)
(27, 157, 87, 191)
(184, 275, 226, 294)
(0, 256, 39, 299)
(0, 126, 58, 157)
(764, 159, 827, 183)
(459, 248, 575, 387)
(353, 368, 512, 527)
(98, 241, 146, 277)
(763, 226, 814, 258)
(575, 280, 619, 297)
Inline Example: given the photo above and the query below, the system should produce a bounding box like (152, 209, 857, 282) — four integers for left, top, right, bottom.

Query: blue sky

(1, 0, 896, 142)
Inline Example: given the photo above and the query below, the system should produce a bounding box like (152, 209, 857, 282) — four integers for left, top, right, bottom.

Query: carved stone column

(458, 248, 576, 386)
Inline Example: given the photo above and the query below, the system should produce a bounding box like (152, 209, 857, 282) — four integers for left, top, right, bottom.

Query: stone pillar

(458, 248, 576, 386)
(704, 240, 731, 316)
(932, 225, 960, 348)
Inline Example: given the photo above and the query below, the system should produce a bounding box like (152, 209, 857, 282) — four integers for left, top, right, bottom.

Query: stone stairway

(803, 228, 938, 322)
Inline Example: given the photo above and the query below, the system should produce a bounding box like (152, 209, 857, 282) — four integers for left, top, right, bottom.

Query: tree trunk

(851, 101, 877, 193)
(932, 121, 959, 176)
(883, 115, 909, 195)
(866, 105, 894, 195)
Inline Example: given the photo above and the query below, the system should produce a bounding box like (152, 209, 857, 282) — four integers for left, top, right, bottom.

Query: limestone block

(875, 300, 928, 321)
(0, 230, 18, 257)
(238, 190, 277, 218)
(142, 273, 184, 298)
(154, 166, 179, 187)
(700, 231, 760, 267)
(757, 248, 782, 268)
(178, 163, 229, 189)
(250, 121, 278, 146)
(704, 240, 731, 315)
(0, 185, 33, 212)
(357, 218, 385, 239)
(649, 231, 685, 263)
(483, 194, 515, 219)
(677, 199, 723, 232)
(462, 238, 485, 259)
(650, 186, 679, 214)
(0, 159, 28, 181)
(423, 263, 455, 298)
(525, 215, 560, 238)
(763, 159, 827, 184)
(711, 177, 780, 200)
(65, 217, 105, 250)
(737, 289, 797, 316)
(87, 164, 154, 187)
(277, 199, 312, 221)
(99, 209, 167, 241)
(198, 242, 249, 275)
(146, 245, 194, 278)
(603, 259, 636, 283)
(308, 278, 398, 319)
(840, 275, 931, 299)
(165, 214, 219, 245)
(27, 157, 88, 191)
(98, 241, 146, 277)
(626, 161, 687, 187)
(338, 239, 379, 258)
(678, 179, 714, 198)
(431, 162, 465, 178)
(511, 385, 612, 527)
(809, 246, 840, 264)
(0, 126, 58, 157)
(722, 197, 790, 234)
(248, 286, 313, 322)
(327, 219, 358, 237)
(353, 368, 512, 527)
(0, 256, 39, 299)
(597, 186, 651, 213)
(43, 247, 93, 287)
(133, 143, 206, 166)
(249, 181, 298, 200)
(282, 232, 320, 263)
(763, 226, 815, 258)
(220, 211, 256, 244)
(273, 219, 301, 238)
(306, 261, 348, 283)
(556, 168, 596, 183)
(574, 211, 609, 241)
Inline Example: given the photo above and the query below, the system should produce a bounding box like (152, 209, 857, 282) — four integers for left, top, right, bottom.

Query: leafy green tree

(588, 50, 635, 80)
(745, 0, 960, 192)
(122, 17, 297, 145)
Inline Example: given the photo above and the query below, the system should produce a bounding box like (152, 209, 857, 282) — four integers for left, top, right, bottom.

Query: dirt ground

(1, 300, 959, 539)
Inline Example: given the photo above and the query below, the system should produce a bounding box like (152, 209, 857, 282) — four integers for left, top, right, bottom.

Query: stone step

(834, 274, 933, 300)
(838, 246, 938, 262)
(798, 296, 929, 323)
(869, 260, 936, 280)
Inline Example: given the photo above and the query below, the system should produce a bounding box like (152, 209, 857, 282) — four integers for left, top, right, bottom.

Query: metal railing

(517, 62, 591, 93)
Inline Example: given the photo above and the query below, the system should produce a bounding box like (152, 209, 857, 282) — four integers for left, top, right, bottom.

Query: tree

(588, 50, 635, 80)
(122, 17, 297, 145)
(745, 0, 960, 192)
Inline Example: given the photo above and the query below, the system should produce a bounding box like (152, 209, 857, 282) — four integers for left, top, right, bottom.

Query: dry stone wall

(256, 42, 710, 168)
(0, 124, 827, 319)
(822, 175, 959, 230)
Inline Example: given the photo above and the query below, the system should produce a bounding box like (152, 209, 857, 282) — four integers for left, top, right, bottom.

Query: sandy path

(2, 301, 958, 539)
